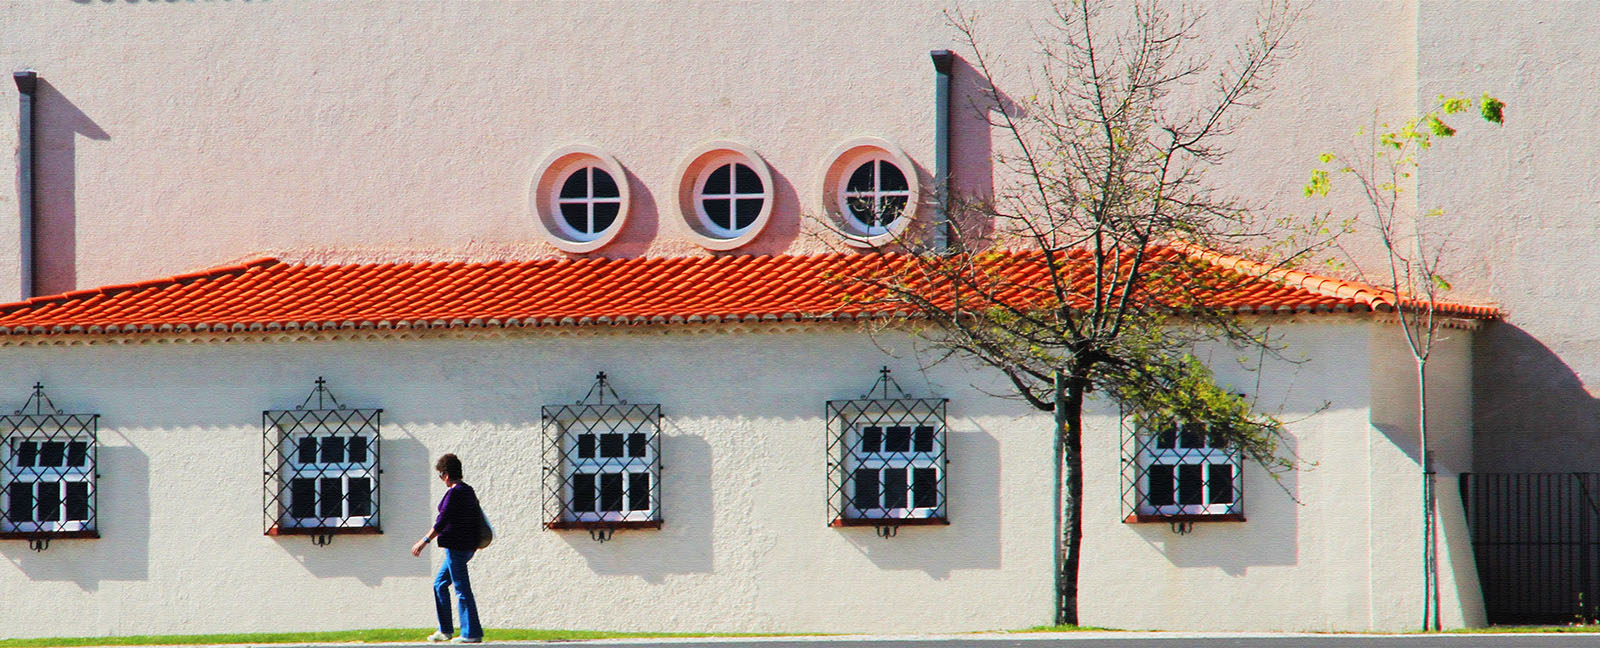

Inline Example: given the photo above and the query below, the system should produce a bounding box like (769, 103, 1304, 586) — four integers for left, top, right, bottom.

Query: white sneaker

(427, 631, 450, 643)
(451, 637, 481, 644)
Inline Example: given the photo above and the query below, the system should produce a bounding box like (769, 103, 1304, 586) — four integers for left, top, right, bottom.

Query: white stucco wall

(1077, 319, 1481, 632)
(0, 318, 1478, 635)
(1367, 322, 1483, 629)
(0, 327, 1055, 637)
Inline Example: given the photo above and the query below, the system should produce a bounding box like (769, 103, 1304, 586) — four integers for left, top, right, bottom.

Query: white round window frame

(820, 137, 920, 248)
(530, 145, 631, 254)
(674, 140, 776, 251)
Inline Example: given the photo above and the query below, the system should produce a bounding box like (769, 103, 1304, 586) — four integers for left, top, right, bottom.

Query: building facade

(0, 0, 1585, 636)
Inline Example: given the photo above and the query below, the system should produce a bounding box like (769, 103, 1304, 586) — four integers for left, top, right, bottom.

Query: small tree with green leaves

(840, 0, 1318, 625)
(1306, 92, 1504, 631)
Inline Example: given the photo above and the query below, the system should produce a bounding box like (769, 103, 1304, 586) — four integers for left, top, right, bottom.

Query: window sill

(0, 530, 99, 540)
(545, 520, 662, 531)
(831, 517, 949, 528)
(1123, 513, 1245, 524)
(266, 525, 383, 536)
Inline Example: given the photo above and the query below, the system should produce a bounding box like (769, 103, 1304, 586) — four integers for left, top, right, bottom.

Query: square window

(265, 393, 381, 535)
(543, 390, 662, 531)
(1127, 419, 1242, 520)
(1, 400, 99, 538)
(828, 394, 947, 527)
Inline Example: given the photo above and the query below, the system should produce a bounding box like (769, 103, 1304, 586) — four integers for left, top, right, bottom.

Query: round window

(696, 162, 766, 237)
(820, 138, 921, 248)
(674, 141, 776, 250)
(529, 146, 631, 253)
(841, 158, 911, 233)
(556, 166, 623, 240)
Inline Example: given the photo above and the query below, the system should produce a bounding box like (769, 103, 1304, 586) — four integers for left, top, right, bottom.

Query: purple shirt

(433, 482, 482, 550)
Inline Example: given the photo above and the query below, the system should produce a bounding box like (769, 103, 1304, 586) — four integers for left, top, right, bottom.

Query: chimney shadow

(32, 79, 108, 296)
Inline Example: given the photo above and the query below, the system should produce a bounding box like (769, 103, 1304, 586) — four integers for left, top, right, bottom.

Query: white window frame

(553, 165, 625, 241)
(1, 428, 95, 534)
(1132, 422, 1242, 518)
(693, 160, 767, 239)
(841, 421, 945, 521)
(275, 424, 379, 531)
(558, 416, 659, 524)
(838, 156, 914, 236)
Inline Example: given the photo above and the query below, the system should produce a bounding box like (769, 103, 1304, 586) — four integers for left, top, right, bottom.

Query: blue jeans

(433, 548, 481, 640)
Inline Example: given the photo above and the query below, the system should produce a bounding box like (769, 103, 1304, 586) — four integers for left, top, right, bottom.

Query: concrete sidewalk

(87, 631, 1600, 648)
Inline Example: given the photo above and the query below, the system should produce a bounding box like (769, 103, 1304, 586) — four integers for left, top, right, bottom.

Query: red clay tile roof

(0, 246, 1497, 338)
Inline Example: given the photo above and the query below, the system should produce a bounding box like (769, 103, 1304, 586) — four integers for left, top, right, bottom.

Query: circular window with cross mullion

(530, 145, 632, 253)
(696, 162, 766, 237)
(842, 158, 912, 234)
(557, 166, 623, 240)
(675, 141, 777, 250)
(820, 137, 921, 248)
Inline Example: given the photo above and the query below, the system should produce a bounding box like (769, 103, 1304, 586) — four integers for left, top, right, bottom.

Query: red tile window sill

(0, 530, 100, 540)
(830, 517, 950, 528)
(544, 520, 662, 531)
(266, 525, 383, 536)
(1123, 513, 1245, 524)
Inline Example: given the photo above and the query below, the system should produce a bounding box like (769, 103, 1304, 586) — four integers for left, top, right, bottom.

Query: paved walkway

(119, 632, 1600, 648)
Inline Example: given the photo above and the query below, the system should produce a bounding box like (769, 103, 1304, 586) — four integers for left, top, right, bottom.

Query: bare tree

(1307, 93, 1504, 631)
(840, 0, 1307, 625)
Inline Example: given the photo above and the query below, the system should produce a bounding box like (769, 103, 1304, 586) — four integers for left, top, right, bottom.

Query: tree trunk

(1418, 357, 1440, 631)
(1055, 369, 1086, 626)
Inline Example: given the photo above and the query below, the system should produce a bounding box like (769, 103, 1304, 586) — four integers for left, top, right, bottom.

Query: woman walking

(411, 454, 484, 643)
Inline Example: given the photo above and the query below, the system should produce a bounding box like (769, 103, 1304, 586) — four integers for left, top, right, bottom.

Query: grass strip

(1002, 624, 1116, 633)
(0, 628, 816, 648)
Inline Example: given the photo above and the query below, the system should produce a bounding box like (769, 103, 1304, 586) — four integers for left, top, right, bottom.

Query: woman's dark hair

(435, 453, 463, 481)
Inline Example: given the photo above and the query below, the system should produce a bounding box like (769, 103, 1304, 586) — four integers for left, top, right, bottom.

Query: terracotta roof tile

(0, 246, 1498, 339)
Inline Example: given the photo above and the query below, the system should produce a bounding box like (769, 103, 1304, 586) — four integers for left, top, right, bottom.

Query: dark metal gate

(1460, 473, 1600, 625)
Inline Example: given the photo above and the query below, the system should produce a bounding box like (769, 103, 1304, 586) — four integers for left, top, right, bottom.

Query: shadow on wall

(272, 436, 432, 586)
(0, 443, 149, 590)
(1473, 322, 1600, 473)
(1131, 434, 1301, 576)
(586, 167, 659, 260)
(33, 79, 108, 296)
(556, 433, 713, 584)
(721, 166, 802, 258)
(839, 427, 1002, 579)
(950, 56, 998, 247)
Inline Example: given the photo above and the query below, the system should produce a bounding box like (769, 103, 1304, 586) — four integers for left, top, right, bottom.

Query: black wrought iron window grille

(0, 383, 99, 547)
(542, 372, 662, 537)
(826, 367, 948, 533)
(1121, 417, 1244, 524)
(263, 378, 382, 539)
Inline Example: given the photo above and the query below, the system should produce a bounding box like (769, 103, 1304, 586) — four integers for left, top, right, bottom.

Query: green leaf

(1304, 169, 1331, 197)
(1425, 114, 1457, 137)
(1430, 274, 1452, 292)
(1317, 152, 1335, 164)
(1481, 93, 1506, 124)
